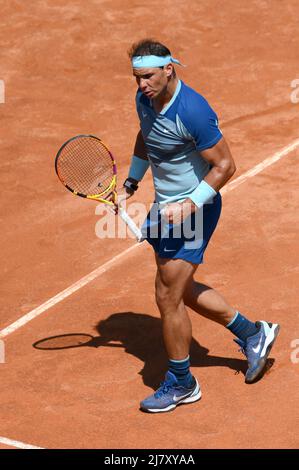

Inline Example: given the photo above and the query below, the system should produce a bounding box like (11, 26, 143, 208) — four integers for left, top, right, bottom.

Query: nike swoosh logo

(252, 335, 264, 354)
(173, 391, 192, 402)
(164, 248, 176, 252)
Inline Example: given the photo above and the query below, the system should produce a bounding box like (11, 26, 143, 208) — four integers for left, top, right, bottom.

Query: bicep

(200, 136, 235, 170)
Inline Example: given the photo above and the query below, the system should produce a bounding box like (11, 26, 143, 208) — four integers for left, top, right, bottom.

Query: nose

(138, 77, 148, 90)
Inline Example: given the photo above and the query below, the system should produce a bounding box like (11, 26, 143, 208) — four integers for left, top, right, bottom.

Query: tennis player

(117, 39, 280, 413)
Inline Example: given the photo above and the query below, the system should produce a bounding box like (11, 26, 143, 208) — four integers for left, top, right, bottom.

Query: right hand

(109, 187, 135, 214)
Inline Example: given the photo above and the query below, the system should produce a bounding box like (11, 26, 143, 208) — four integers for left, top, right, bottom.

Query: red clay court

(0, 0, 298, 449)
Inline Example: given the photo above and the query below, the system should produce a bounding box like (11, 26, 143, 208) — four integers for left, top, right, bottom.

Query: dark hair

(128, 39, 171, 59)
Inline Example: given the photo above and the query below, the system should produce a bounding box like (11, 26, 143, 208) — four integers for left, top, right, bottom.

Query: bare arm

(133, 130, 148, 161)
(127, 130, 149, 186)
(199, 136, 236, 191)
(114, 131, 149, 208)
(164, 136, 236, 224)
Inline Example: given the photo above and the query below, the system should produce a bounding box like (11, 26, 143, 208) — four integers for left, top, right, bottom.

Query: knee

(155, 282, 168, 310)
(155, 277, 182, 313)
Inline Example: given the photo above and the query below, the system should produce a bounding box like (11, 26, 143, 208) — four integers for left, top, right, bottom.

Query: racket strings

(57, 136, 115, 196)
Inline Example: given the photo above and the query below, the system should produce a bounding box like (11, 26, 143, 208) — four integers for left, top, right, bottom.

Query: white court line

(0, 436, 44, 449)
(222, 138, 299, 194)
(0, 243, 143, 338)
(0, 138, 298, 339)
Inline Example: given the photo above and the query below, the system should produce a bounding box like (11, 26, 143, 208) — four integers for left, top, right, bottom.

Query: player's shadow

(33, 311, 275, 389)
(93, 311, 275, 388)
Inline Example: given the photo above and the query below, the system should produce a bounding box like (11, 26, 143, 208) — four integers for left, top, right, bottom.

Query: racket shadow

(32, 333, 110, 350)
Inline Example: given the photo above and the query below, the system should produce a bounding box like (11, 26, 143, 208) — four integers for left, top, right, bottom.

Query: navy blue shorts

(142, 192, 222, 264)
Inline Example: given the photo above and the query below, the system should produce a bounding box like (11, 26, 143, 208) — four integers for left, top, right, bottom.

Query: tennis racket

(55, 134, 143, 241)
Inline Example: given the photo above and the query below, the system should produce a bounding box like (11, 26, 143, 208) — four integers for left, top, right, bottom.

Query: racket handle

(118, 207, 143, 242)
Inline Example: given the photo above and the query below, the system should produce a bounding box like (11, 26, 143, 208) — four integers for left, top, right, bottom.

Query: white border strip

(0, 436, 44, 449)
(0, 138, 298, 338)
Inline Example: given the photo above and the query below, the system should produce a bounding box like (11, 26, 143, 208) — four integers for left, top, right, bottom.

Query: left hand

(161, 198, 197, 225)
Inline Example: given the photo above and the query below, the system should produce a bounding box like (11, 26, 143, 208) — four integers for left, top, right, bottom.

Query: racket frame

(55, 134, 143, 241)
(55, 134, 117, 203)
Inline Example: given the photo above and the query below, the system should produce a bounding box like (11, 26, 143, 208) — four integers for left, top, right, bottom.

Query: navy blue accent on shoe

(234, 320, 280, 383)
(168, 356, 193, 386)
(226, 311, 259, 342)
(140, 371, 201, 413)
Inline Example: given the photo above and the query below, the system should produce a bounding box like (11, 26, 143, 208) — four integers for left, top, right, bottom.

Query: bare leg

(155, 255, 197, 360)
(183, 278, 236, 326)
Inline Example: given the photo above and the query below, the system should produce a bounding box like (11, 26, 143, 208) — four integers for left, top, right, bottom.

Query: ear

(165, 63, 174, 78)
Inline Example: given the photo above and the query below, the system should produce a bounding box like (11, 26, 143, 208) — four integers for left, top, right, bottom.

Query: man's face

(133, 65, 172, 99)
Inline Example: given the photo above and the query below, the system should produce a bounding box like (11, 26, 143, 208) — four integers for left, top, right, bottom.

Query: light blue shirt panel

(136, 82, 219, 203)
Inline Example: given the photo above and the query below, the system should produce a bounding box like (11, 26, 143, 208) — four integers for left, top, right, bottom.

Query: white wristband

(189, 180, 217, 207)
(128, 155, 150, 181)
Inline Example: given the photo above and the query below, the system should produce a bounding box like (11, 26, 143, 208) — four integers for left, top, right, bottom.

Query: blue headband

(132, 55, 184, 68)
